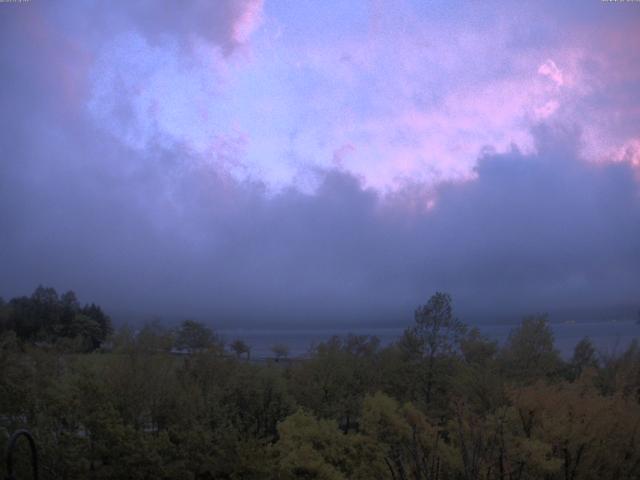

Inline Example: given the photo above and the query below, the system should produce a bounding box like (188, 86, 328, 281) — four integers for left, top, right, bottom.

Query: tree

(500, 314, 561, 381)
(400, 292, 466, 404)
(136, 320, 174, 352)
(455, 328, 505, 413)
(361, 392, 458, 479)
(460, 327, 498, 367)
(451, 398, 561, 480)
(289, 335, 381, 432)
(112, 324, 136, 352)
(276, 409, 381, 480)
(80, 303, 112, 342)
(0, 287, 111, 350)
(511, 382, 640, 480)
(0, 297, 8, 332)
(597, 339, 640, 399)
(6, 286, 62, 340)
(31, 284, 59, 306)
(571, 337, 598, 380)
(272, 343, 290, 361)
(69, 313, 104, 351)
(230, 339, 251, 360)
(174, 319, 217, 353)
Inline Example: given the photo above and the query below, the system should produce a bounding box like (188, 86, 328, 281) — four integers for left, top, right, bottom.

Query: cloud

(32, 0, 633, 195)
(1, 104, 638, 324)
(0, 0, 639, 327)
(538, 59, 564, 87)
(96, 0, 265, 55)
(232, 0, 264, 45)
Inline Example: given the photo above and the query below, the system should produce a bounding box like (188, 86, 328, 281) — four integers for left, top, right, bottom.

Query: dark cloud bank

(1, 4, 639, 328)
(2, 117, 638, 326)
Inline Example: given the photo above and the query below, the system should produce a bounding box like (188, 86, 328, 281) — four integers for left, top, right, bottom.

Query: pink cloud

(114, 0, 265, 56)
(538, 59, 564, 86)
(232, 0, 264, 45)
(84, 0, 640, 195)
(269, 8, 606, 193)
(324, 26, 639, 191)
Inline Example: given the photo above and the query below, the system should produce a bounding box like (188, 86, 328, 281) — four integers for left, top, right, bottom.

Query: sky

(0, 0, 639, 326)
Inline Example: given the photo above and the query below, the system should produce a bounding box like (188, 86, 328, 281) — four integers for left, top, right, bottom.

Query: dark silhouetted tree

(500, 314, 561, 381)
(272, 343, 290, 361)
(571, 336, 598, 379)
(174, 319, 217, 353)
(400, 292, 466, 404)
(230, 339, 251, 359)
(137, 319, 174, 352)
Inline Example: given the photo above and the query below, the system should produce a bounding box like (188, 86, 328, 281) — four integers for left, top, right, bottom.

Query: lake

(220, 320, 640, 359)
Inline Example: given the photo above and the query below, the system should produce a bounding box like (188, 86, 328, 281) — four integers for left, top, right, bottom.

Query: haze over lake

(222, 320, 640, 359)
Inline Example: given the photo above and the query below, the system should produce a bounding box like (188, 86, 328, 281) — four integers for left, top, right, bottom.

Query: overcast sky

(1, 1, 639, 326)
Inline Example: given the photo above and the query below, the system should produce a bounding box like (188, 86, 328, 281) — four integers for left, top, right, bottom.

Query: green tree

(0, 297, 9, 333)
(112, 324, 136, 352)
(271, 343, 290, 361)
(137, 320, 174, 353)
(230, 339, 251, 360)
(289, 334, 381, 432)
(69, 313, 104, 351)
(451, 398, 561, 480)
(361, 392, 458, 480)
(174, 319, 218, 353)
(400, 292, 466, 405)
(570, 337, 598, 380)
(500, 315, 561, 382)
(460, 327, 498, 367)
(276, 409, 381, 480)
(512, 382, 640, 480)
(80, 303, 112, 343)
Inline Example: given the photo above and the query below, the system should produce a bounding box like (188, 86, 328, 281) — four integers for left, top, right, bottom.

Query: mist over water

(222, 320, 640, 359)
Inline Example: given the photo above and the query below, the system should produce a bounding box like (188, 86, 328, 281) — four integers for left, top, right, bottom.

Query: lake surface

(220, 321, 640, 359)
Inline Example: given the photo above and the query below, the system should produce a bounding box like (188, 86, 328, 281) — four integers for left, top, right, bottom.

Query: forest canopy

(1, 289, 639, 479)
(0, 286, 112, 351)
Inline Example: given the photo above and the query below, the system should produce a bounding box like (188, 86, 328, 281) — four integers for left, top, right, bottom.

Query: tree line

(0, 286, 111, 351)
(1, 289, 639, 479)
